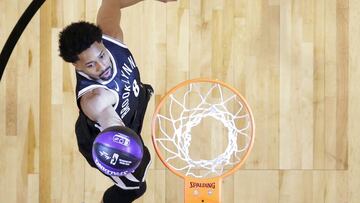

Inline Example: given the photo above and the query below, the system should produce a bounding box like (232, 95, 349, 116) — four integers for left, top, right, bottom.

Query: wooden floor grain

(1, 0, 359, 202)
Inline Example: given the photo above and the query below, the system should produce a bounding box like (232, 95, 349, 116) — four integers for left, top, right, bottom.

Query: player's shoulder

(102, 34, 128, 49)
(80, 87, 116, 108)
(80, 87, 107, 102)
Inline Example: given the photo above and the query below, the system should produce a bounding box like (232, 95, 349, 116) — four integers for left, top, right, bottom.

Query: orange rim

(151, 78, 255, 180)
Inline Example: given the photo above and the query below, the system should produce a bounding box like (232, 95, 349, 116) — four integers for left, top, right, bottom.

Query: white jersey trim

(77, 84, 119, 110)
(76, 71, 92, 81)
(142, 159, 152, 182)
(102, 34, 128, 49)
(111, 176, 140, 190)
(125, 173, 140, 182)
(110, 159, 151, 189)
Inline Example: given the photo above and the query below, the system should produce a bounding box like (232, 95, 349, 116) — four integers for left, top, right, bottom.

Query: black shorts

(75, 84, 153, 203)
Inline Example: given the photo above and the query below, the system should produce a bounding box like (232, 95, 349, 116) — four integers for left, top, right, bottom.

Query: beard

(99, 66, 113, 81)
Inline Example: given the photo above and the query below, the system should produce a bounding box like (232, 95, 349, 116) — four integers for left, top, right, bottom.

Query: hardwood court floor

(1, 0, 360, 202)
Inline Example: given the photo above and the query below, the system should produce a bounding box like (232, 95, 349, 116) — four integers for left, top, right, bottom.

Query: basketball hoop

(151, 78, 255, 203)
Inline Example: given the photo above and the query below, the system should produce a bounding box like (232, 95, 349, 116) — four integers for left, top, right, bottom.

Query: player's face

(73, 41, 113, 80)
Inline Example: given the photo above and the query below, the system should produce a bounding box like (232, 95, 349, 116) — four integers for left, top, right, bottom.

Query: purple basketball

(92, 126, 143, 176)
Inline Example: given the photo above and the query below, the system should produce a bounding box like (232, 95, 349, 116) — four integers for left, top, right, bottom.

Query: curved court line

(0, 0, 46, 81)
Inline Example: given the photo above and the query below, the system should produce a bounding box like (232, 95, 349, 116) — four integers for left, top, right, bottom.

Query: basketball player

(58, 0, 175, 202)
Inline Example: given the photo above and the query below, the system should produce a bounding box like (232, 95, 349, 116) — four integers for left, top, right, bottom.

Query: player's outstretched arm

(97, 0, 144, 42)
(80, 88, 125, 129)
(97, 0, 176, 42)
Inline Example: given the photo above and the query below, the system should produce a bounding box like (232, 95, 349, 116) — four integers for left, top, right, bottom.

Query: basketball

(92, 126, 144, 176)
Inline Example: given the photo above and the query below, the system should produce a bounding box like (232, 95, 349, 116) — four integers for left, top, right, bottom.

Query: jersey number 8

(133, 79, 140, 97)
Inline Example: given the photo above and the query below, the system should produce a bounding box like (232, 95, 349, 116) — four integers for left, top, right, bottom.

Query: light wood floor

(1, 0, 360, 202)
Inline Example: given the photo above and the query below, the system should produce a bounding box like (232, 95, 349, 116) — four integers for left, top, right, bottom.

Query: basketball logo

(112, 133, 130, 146)
(92, 126, 144, 176)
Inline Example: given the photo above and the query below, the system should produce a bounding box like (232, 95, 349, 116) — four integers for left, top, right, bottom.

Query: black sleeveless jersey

(74, 35, 152, 190)
(75, 35, 142, 130)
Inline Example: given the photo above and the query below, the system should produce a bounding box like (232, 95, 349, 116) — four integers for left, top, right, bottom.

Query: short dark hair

(58, 21, 102, 63)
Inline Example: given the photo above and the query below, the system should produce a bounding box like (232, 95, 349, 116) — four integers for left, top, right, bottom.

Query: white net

(154, 82, 253, 178)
